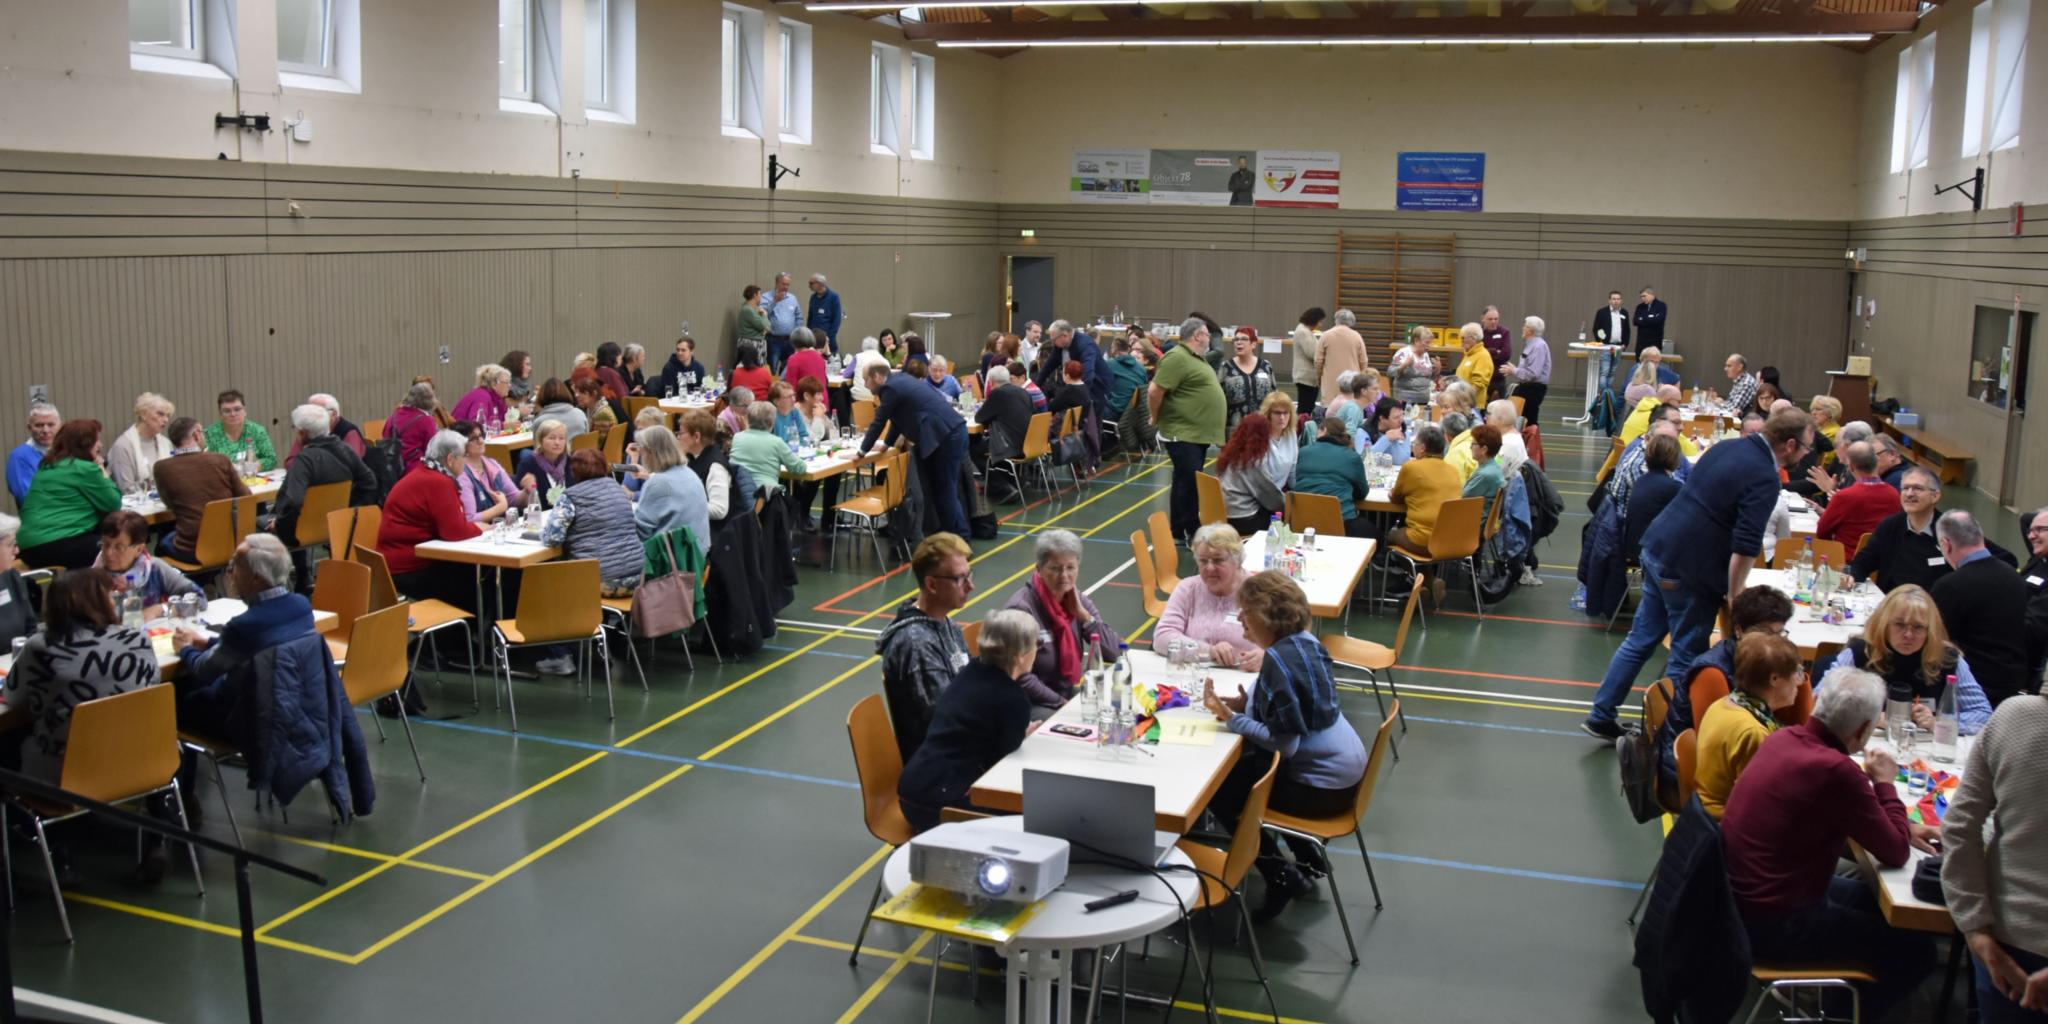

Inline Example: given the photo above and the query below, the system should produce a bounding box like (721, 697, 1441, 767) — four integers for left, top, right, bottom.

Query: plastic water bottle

(1114, 682, 1136, 759)
(524, 493, 543, 535)
(1265, 513, 1283, 569)
(1794, 539, 1816, 600)
(1930, 675, 1960, 763)
(1812, 556, 1838, 606)
(120, 590, 144, 628)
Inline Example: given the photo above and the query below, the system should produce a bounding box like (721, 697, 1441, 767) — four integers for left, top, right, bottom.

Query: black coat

(975, 384, 1035, 461)
(1632, 299, 1668, 352)
(1931, 554, 2034, 704)
(897, 659, 1031, 831)
(1590, 305, 1631, 349)
(1634, 798, 1752, 1024)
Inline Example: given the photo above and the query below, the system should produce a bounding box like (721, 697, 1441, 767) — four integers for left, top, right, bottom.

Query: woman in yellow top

(1694, 632, 1805, 818)
(1808, 395, 1843, 466)
(1453, 323, 1493, 397)
(1387, 422, 1463, 554)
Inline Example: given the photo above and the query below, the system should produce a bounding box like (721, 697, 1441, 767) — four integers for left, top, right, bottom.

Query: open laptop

(1021, 770, 1178, 868)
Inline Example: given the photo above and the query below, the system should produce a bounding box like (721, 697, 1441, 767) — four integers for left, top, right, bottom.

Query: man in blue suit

(1582, 406, 1815, 739)
(861, 363, 971, 537)
(806, 273, 844, 356)
(1041, 319, 1110, 421)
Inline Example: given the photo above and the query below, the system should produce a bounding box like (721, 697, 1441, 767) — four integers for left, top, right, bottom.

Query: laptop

(1021, 770, 1177, 868)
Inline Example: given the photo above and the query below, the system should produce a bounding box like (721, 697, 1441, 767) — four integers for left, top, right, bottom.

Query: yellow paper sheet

(872, 883, 1045, 944)
(1159, 717, 1221, 746)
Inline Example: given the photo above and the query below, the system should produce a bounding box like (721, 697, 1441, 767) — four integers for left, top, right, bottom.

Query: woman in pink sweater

(1151, 523, 1265, 674)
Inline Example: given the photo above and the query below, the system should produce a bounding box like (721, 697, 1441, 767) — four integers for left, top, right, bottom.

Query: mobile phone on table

(1049, 723, 1093, 738)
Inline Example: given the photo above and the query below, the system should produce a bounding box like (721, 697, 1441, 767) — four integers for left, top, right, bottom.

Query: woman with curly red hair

(1217, 413, 1285, 535)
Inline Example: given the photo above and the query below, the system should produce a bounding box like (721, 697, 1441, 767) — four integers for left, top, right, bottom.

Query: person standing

(764, 271, 802, 374)
(1941, 694, 2048, 1023)
(1502, 316, 1552, 424)
(1931, 510, 2034, 705)
(1454, 324, 1494, 398)
(1479, 306, 1511, 400)
(860, 362, 971, 537)
(736, 284, 769, 365)
(1591, 290, 1631, 351)
(1313, 309, 1367, 405)
(1227, 156, 1255, 207)
(9, 402, 61, 510)
(1290, 307, 1325, 411)
(1149, 317, 1227, 545)
(1633, 287, 1667, 355)
(805, 273, 844, 356)
(1041, 320, 1109, 421)
(203, 391, 277, 472)
(1583, 407, 1813, 739)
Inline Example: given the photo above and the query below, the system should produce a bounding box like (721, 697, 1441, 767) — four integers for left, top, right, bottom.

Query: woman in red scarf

(1001, 529, 1124, 711)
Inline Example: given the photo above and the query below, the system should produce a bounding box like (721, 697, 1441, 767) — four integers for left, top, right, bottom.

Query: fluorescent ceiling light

(809, 0, 1243, 8)
(934, 33, 1874, 48)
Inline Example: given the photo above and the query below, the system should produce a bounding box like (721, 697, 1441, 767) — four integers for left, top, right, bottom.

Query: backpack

(361, 438, 404, 504)
(1588, 388, 1625, 437)
(1618, 679, 1674, 824)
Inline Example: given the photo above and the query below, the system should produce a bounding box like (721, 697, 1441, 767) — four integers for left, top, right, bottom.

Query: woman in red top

(376, 430, 484, 617)
(782, 328, 829, 392)
(386, 381, 442, 475)
(729, 344, 776, 399)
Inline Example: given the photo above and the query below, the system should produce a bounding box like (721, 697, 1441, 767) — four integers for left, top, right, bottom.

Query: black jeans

(1296, 384, 1320, 413)
(1205, 750, 1354, 880)
(1164, 440, 1209, 543)
(1514, 382, 1549, 425)
(1744, 876, 1935, 1019)
(19, 532, 101, 570)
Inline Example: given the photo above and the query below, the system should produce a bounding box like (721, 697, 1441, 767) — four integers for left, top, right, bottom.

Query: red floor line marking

(1391, 663, 1636, 691)
(1433, 609, 1608, 629)
(1102, 580, 1143, 589)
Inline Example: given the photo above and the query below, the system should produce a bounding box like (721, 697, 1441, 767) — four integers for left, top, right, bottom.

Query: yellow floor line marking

(676, 846, 893, 1024)
(60, 893, 358, 964)
(254, 831, 491, 881)
(834, 930, 936, 1023)
(1127, 615, 1159, 642)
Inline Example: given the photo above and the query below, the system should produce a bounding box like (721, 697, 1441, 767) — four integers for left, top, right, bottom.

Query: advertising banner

(1149, 149, 1257, 206)
(1253, 151, 1341, 209)
(1396, 152, 1486, 212)
(1069, 149, 1151, 204)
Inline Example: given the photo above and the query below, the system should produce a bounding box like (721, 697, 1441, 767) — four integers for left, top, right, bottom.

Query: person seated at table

(1217, 413, 1284, 536)
(1295, 418, 1372, 539)
(1806, 395, 1843, 465)
(541, 449, 643, 602)
(571, 377, 619, 434)
(1695, 632, 1804, 818)
(1322, 371, 1364, 435)
(1710, 353, 1760, 419)
(1622, 433, 1685, 569)
(283, 394, 366, 469)
(1849, 468, 1965, 593)
(1259, 392, 1301, 489)
(1739, 410, 1766, 436)
(1011, 359, 1049, 413)
(1001, 530, 1123, 711)
(593, 342, 632, 402)
(895, 608, 1038, 834)
(1201, 570, 1368, 919)
(1722, 668, 1938, 1020)
(677, 411, 756, 525)
(1460, 425, 1507, 524)
(0, 515, 39, 647)
(1104, 334, 1150, 420)
(173, 534, 310, 698)
(516, 420, 572, 509)
(151, 417, 249, 560)
(1939, 691, 2048, 1022)
(451, 364, 512, 428)
(715, 386, 754, 437)
(878, 533, 974, 761)
(765, 382, 805, 447)
(9, 402, 62, 510)
(631, 425, 711, 555)
(271, 403, 379, 557)
(106, 392, 175, 494)
(1045, 357, 1091, 423)
(1483, 399, 1529, 480)
(729, 344, 775, 401)
(1624, 348, 1669, 405)
(1356, 397, 1410, 465)
(385, 380, 441, 475)
(1824, 584, 1991, 735)
(376, 430, 489, 615)
(783, 327, 828, 394)
(448, 421, 526, 525)
(1621, 385, 1684, 446)
(6, 568, 158, 785)
(847, 337, 890, 401)
(1657, 585, 1802, 795)
(1387, 423, 1461, 556)
(927, 355, 963, 402)
(1601, 408, 1690, 513)
(1796, 419, 1868, 500)
(1435, 379, 1477, 422)
(203, 390, 276, 472)
(527, 377, 587, 441)
(499, 349, 536, 406)
(974, 365, 1034, 482)
(1814, 441, 1899, 555)
(1154, 524, 1264, 672)
(785, 382, 840, 530)
(1932, 510, 2035, 706)
(656, 336, 707, 396)
(976, 331, 1008, 383)
(729, 402, 806, 498)
(18, 419, 121, 570)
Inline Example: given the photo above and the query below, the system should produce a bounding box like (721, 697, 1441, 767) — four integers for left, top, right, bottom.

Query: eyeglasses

(928, 572, 974, 586)
(1891, 621, 1929, 634)
(1899, 485, 1935, 494)
(1195, 556, 1237, 568)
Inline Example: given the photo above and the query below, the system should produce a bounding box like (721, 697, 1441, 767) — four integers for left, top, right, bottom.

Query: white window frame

(502, 0, 535, 102)
(1891, 33, 1936, 174)
(130, 0, 203, 61)
(908, 52, 935, 161)
(870, 42, 901, 156)
(279, 0, 361, 94)
(502, 0, 562, 116)
(586, 0, 609, 109)
(1987, 0, 2027, 153)
(585, 0, 636, 122)
(130, 0, 236, 81)
(721, 4, 764, 140)
(1962, 3, 1992, 158)
(278, 0, 335, 76)
(778, 19, 813, 145)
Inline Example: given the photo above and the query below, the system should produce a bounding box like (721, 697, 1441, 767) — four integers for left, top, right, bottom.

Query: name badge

(1222, 611, 1240, 626)
(0, 588, 10, 608)
(2028, 575, 2045, 587)
(951, 650, 969, 670)
(1927, 557, 1946, 567)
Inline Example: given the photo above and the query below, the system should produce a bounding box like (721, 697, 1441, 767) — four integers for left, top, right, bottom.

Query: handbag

(1050, 431, 1086, 467)
(1911, 855, 1947, 904)
(630, 530, 698, 638)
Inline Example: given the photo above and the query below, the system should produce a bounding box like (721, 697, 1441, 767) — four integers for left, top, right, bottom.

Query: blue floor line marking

(1338, 848, 1639, 891)
(762, 643, 869, 660)
(405, 716, 863, 790)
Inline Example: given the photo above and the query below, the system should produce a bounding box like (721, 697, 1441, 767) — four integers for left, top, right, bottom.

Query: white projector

(909, 824, 1069, 904)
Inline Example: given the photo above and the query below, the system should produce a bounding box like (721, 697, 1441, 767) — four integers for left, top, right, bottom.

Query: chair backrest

(352, 543, 401, 611)
(1427, 496, 1486, 560)
(624, 396, 660, 422)
(1852, 531, 1874, 559)
(1196, 472, 1227, 526)
(1219, 751, 1282, 890)
(1145, 511, 1180, 590)
(1643, 677, 1674, 739)
(1130, 530, 1168, 619)
(294, 480, 354, 548)
(361, 418, 387, 443)
(961, 619, 982, 657)
(190, 495, 261, 567)
(1348, 700, 1402, 828)
(851, 398, 877, 433)
(58, 685, 180, 804)
(847, 693, 914, 847)
(1020, 412, 1052, 460)
(883, 451, 909, 510)
(1596, 439, 1624, 484)
(963, 373, 982, 400)
(570, 430, 601, 451)
(603, 424, 629, 464)
(1510, 395, 1526, 420)
(330, 505, 384, 566)
(310, 558, 372, 644)
(1286, 491, 1348, 539)
(512, 559, 602, 641)
(1390, 577, 1424, 659)
(1060, 406, 1082, 436)
(341, 602, 412, 707)
(1769, 535, 1847, 571)
(1480, 482, 1508, 540)
(1675, 728, 1699, 808)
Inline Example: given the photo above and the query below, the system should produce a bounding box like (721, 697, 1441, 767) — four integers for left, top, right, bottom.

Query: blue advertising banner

(1396, 152, 1485, 212)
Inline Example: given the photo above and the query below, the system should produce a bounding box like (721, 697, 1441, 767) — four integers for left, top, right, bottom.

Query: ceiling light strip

(931, 33, 1874, 48)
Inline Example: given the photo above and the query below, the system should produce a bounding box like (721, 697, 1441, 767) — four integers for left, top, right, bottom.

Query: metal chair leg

(1316, 839, 1361, 966)
(168, 779, 205, 895)
(925, 938, 945, 1024)
(497, 632, 521, 732)
(1356, 828, 1384, 909)
(1365, 670, 1401, 761)
(598, 631, 616, 720)
(849, 871, 887, 965)
(31, 817, 71, 943)
(396, 701, 427, 782)
(206, 753, 242, 846)
(370, 704, 388, 741)
(1387, 669, 1409, 732)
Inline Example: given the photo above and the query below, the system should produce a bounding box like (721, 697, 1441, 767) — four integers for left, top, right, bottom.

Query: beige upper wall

(995, 44, 1865, 220)
(0, 0, 1002, 202)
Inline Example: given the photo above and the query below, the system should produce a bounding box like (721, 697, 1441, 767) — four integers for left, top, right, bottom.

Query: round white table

(909, 311, 954, 358)
(882, 817, 1200, 1024)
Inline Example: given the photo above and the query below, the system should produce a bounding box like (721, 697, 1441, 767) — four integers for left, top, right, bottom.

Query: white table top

(1239, 530, 1375, 616)
(970, 650, 1249, 834)
(656, 398, 717, 413)
(1567, 342, 1621, 356)
(483, 430, 534, 450)
(881, 817, 1198, 952)
(122, 470, 285, 521)
(1744, 568, 1879, 654)
(789, 445, 877, 481)
(415, 535, 561, 569)
(1855, 737, 1974, 933)
(1, 598, 337, 678)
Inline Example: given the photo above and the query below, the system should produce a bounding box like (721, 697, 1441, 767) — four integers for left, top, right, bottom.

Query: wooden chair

(1196, 472, 1227, 528)
(1626, 678, 1678, 926)
(846, 693, 914, 965)
(831, 450, 908, 570)
(351, 544, 479, 708)
(1174, 751, 1280, 977)
(1770, 536, 1847, 571)
(329, 505, 383, 564)
(1285, 491, 1348, 540)
(490, 559, 610, 731)
(569, 431, 601, 452)
(1852, 531, 1874, 559)
(1323, 578, 1421, 758)
(595, 592, 655, 689)
(961, 619, 982, 657)
(1146, 511, 1181, 592)
(361, 418, 387, 443)
(341, 603, 427, 782)
(1741, 964, 1875, 1024)
(2, 686, 201, 943)
(962, 372, 982, 400)
(851, 398, 877, 435)
(159, 495, 261, 578)
(602, 424, 629, 464)
(1387, 496, 1486, 620)
(1509, 395, 1526, 421)
(292, 480, 354, 550)
(990, 412, 1052, 504)
(310, 558, 371, 665)
(1261, 701, 1400, 966)
(1675, 728, 1698, 808)
(1596, 437, 1625, 485)
(1129, 530, 1170, 619)
(624, 396, 660, 423)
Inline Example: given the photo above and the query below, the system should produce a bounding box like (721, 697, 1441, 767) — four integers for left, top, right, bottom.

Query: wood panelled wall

(997, 205, 1853, 398)
(1850, 209, 2048, 509)
(0, 149, 1000, 476)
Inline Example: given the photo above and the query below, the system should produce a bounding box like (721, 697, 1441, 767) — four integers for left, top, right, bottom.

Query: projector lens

(976, 858, 1012, 897)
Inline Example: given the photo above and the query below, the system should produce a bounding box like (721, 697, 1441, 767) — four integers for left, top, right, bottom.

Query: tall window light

(870, 42, 901, 156)
(585, 0, 634, 120)
(721, 5, 764, 138)
(501, 0, 532, 101)
(278, 0, 335, 75)
(779, 19, 813, 145)
(1987, 0, 2027, 152)
(585, 0, 609, 109)
(1890, 33, 1937, 174)
(909, 53, 935, 160)
(130, 0, 201, 59)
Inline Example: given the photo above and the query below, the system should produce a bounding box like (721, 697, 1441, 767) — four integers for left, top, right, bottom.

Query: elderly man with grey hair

(272, 403, 378, 563)
(1933, 509, 2035, 704)
(1722, 666, 1938, 1019)
(974, 363, 1035, 469)
(1502, 314, 1551, 422)
(1002, 529, 1125, 710)
(896, 607, 1042, 833)
(174, 534, 314, 698)
(728, 400, 805, 496)
(8, 400, 61, 508)
(1041, 319, 1108, 419)
(805, 271, 843, 355)
(286, 392, 366, 468)
(1315, 307, 1368, 403)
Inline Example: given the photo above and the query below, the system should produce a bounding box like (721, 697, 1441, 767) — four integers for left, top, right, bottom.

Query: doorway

(1006, 255, 1054, 336)
(1994, 304, 2034, 506)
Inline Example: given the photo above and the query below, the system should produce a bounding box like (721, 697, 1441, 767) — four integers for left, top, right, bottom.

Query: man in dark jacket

(271, 403, 378, 553)
(876, 533, 973, 761)
(2021, 508, 2048, 683)
(1632, 287, 1668, 355)
(1591, 290, 1631, 350)
(1931, 510, 2034, 705)
(1040, 320, 1111, 421)
(1584, 407, 1812, 739)
(657, 335, 708, 395)
(805, 274, 844, 356)
(175, 534, 315, 715)
(861, 364, 970, 537)
(974, 366, 1035, 468)
(1845, 468, 2016, 593)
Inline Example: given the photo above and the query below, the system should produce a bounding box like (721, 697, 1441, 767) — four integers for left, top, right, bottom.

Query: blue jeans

(1745, 876, 1935, 1019)
(920, 427, 970, 537)
(1978, 942, 2048, 1023)
(1586, 551, 1718, 725)
(766, 333, 793, 374)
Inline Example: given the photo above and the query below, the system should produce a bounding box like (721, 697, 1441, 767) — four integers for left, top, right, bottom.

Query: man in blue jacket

(1041, 320, 1110, 420)
(806, 273, 844, 356)
(861, 363, 971, 536)
(1582, 406, 1814, 739)
(174, 534, 317, 722)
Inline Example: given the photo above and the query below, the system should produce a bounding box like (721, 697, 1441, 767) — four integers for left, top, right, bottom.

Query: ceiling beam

(901, 10, 1917, 42)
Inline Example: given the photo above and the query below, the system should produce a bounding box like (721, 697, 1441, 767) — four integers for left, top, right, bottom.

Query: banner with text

(1253, 151, 1342, 209)
(1396, 152, 1486, 212)
(1149, 150, 1257, 206)
(1070, 149, 1151, 204)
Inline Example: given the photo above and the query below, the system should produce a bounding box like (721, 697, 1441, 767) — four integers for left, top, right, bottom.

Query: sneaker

(1252, 863, 1309, 923)
(1429, 577, 1448, 608)
(1518, 566, 1544, 587)
(535, 655, 578, 676)
(1580, 718, 1625, 742)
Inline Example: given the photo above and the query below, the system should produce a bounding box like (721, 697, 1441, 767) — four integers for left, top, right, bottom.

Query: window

(278, 0, 335, 75)
(130, 0, 200, 59)
(501, 0, 532, 101)
(1986, 0, 2027, 153)
(584, 0, 634, 120)
(585, 0, 608, 109)
(908, 52, 935, 160)
(1968, 304, 2035, 410)
(778, 19, 812, 144)
(870, 42, 901, 155)
(1963, 3, 1992, 157)
(1890, 33, 1936, 173)
(721, 5, 764, 138)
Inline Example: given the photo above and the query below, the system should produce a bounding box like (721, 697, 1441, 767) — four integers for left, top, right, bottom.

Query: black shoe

(133, 838, 168, 886)
(1252, 864, 1309, 923)
(1292, 844, 1332, 882)
(1581, 718, 1625, 741)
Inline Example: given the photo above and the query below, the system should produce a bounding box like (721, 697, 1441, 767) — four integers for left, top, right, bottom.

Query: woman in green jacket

(737, 283, 769, 363)
(1293, 417, 1373, 539)
(18, 419, 121, 569)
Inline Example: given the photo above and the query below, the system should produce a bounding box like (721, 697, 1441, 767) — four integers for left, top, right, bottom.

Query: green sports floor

(9, 406, 2027, 1023)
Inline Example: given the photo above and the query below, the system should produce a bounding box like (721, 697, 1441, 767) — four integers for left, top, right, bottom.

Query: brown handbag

(630, 530, 698, 637)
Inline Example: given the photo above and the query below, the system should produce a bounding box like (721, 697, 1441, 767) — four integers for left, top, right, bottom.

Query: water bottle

(1930, 675, 1960, 763)
(524, 493, 543, 534)
(1114, 682, 1136, 759)
(1095, 690, 1119, 759)
(713, 365, 726, 392)
(1812, 557, 1837, 606)
(1794, 539, 1815, 600)
(1264, 514, 1282, 569)
(120, 590, 143, 628)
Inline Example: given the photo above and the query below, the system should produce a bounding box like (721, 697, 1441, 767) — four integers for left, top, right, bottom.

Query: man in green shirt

(728, 401, 807, 497)
(1148, 317, 1225, 544)
(202, 390, 277, 471)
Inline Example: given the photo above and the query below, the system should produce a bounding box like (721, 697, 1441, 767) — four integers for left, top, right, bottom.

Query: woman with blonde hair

(1625, 347, 1666, 405)
(1258, 391, 1301, 494)
(452, 363, 512, 427)
(1824, 584, 1991, 734)
(1809, 395, 1844, 465)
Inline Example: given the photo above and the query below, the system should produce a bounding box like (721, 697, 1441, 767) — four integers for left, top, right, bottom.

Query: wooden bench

(1879, 419, 1974, 486)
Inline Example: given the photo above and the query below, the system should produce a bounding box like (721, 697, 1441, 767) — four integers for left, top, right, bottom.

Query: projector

(909, 825, 1069, 904)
